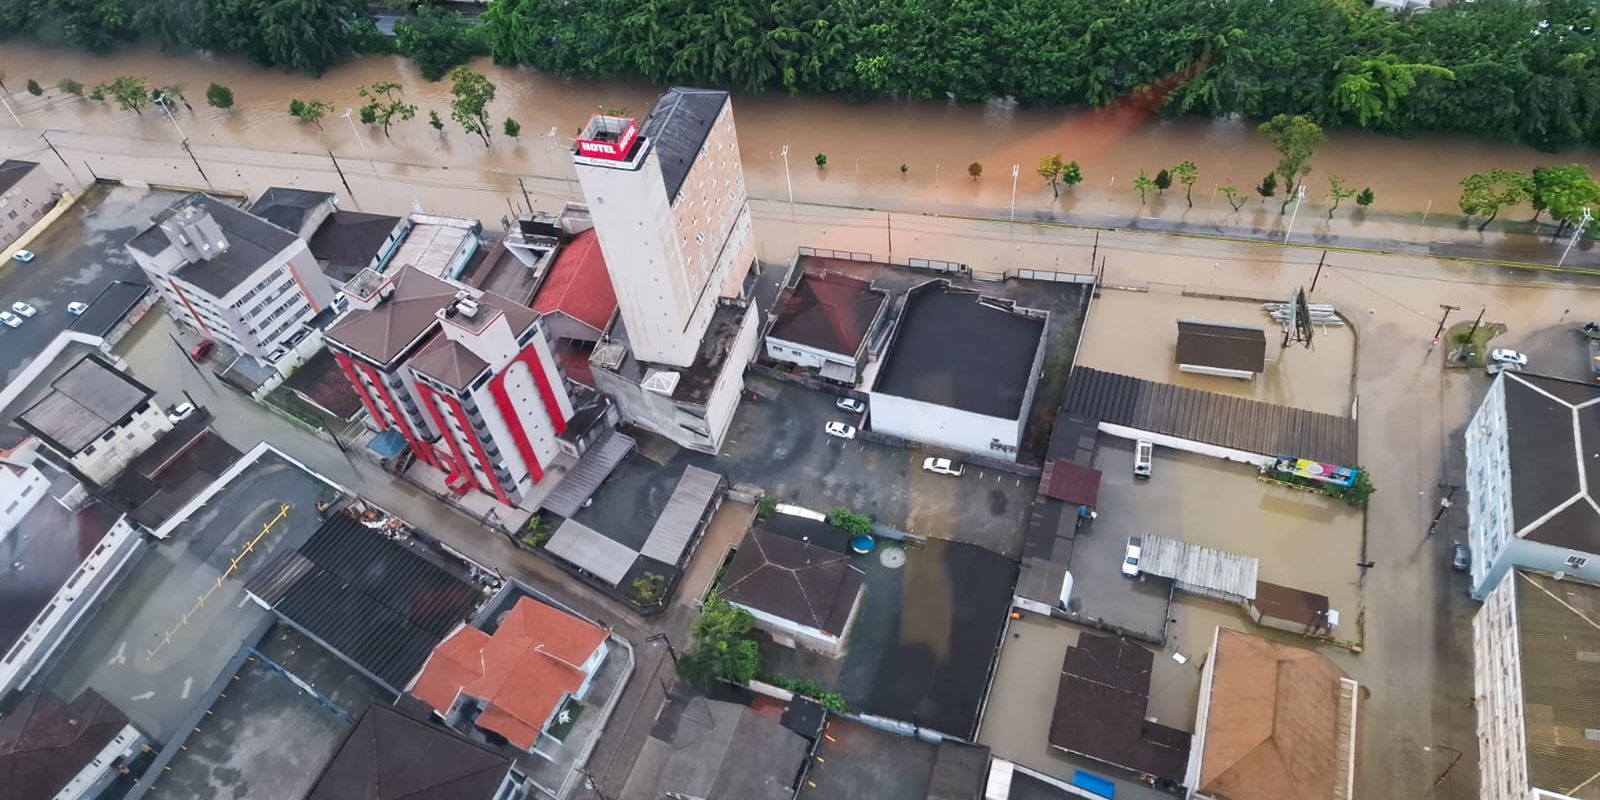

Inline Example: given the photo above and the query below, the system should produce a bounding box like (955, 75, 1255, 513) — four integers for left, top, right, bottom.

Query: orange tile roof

(409, 597, 607, 751)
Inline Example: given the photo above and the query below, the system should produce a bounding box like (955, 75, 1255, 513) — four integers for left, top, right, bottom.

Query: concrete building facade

(573, 87, 759, 453)
(0, 159, 56, 250)
(326, 267, 579, 509)
(127, 194, 336, 362)
(13, 353, 173, 486)
(1465, 372, 1600, 599)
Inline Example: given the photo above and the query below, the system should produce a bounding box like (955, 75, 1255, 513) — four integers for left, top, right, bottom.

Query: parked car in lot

(0, 311, 20, 328)
(1489, 348, 1528, 367)
(11, 250, 34, 263)
(922, 457, 964, 477)
(1122, 536, 1143, 577)
(190, 339, 216, 361)
(1451, 542, 1471, 572)
(10, 301, 36, 317)
(167, 402, 197, 425)
(835, 397, 866, 414)
(67, 301, 89, 315)
(1133, 440, 1154, 479)
(824, 421, 856, 440)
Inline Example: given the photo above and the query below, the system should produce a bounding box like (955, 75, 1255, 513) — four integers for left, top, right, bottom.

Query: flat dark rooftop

(106, 426, 243, 529)
(16, 353, 155, 455)
(0, 480, 121, 654)
(129, 194, 298, 297)
(0, 341, 109, 450)
(67, 280, 150, 338)
(244, 512, 483, 693)
(641, 87, 729, 201)
(308, 210, 401, 285)
(1048, 633, 1191, 783)
(249, 186, 333, 234)
(767, 270, 887, 359)
(1501, 373, 1600, 551)
(601, 301, 750, 407)
(873, 282, 1045, 420)
(1062, 367, 1358, 466)
(798, 716, 940, 800)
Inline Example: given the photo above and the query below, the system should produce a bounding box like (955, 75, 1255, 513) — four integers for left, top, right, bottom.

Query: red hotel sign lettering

(576, 119, 638, 162)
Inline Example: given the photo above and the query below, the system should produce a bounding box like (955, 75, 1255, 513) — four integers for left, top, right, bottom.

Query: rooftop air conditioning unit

(456, 299, 480, 318)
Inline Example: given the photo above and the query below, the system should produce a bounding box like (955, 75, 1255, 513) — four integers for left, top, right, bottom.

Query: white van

(1133, 440, 1154, 479)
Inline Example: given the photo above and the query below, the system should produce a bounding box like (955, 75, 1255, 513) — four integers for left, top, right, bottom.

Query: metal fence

(793, 246, 1096, 287)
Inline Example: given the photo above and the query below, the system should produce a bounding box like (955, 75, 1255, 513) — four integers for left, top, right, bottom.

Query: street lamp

(1283, 183, 1308, 245)
(780, 145, 794, 219)
(1009, 163, 1021, 225)
(157, 94, 186, 141)
(548, 126, 576, 195)
(0, 92, 20, 128)
(1558, 206, 1593, 269)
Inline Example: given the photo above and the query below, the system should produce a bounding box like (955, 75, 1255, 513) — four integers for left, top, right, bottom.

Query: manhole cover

(879, 547, 906, 568)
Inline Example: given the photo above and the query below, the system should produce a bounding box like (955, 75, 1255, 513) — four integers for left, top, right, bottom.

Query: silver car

(0, 311, 20, 328)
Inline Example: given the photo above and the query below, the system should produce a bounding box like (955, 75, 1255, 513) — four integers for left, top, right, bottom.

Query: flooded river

(2, 42, 1598, 220)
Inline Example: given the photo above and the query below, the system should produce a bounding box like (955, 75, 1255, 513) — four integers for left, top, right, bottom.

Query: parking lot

(0, 183, 180, 382)
(1068, 437, 1365, 639)
(1075, 288, 1355, 417)
(582, 374, 1038, 557)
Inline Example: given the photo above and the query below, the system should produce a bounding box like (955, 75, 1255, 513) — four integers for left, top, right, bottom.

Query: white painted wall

(1467, 375, 1513, 598)
(0, 462, 48, 533)
(1473, 575, 1528, 800)
(70, 402, 174, 485)
(766, 336, 854, 372)
(866, 391, 1021, 461)
(701, 307, 759, 452)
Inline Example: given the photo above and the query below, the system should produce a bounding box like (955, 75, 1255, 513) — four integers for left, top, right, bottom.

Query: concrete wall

(1183, 625, 1222, 798)
(765, 336, 854, 373)
(57, 723, 148, 800)
(70, 401, 174, 485)
(0, 461, 48, 532)
(865, 391, 1021, 461)
(0, 164, 56, 249)
(736, 601, 848, 658)
(1477, 538, 1600, 601)
(1467, 374, 1513, 598)
(1473, 575, 1528, 800)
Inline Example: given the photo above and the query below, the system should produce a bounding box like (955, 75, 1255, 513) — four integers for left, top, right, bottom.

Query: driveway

(0, 183, 181, 383)
(579, 374, 1037, 558)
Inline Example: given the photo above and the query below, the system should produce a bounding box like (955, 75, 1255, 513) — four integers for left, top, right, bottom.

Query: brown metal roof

(1048, 633, 1191, 782)
(1512, 570, 1600, 797)
(1251, 581, 1331, 628)
(767, 270, 887, 360)
(327, 267, 459, 365)
(1175, 320, 1267, 373)
(409, 338, 488, 390)
(720, 527, 864, 635)
(1062, 367, 1358, 465)
(1198, 628, 1355, 800)
(1038, 460, 1101, 507)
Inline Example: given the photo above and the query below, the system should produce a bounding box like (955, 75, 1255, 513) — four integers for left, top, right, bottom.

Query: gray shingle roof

(128, 194, 300, 297)
(640, 87, 728, 201)
(248, 186, 334, 234)
(0, 159, 39, 195)
(15, 354, 155, 454)
(307, 704, 513, 800)
(720, 526, 864, 635)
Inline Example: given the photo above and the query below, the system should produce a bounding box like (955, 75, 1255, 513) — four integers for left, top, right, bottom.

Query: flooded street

(3, 42, 1599, 232)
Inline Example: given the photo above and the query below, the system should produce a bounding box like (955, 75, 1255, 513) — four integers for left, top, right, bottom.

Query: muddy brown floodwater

(2, 42, 1599, 220)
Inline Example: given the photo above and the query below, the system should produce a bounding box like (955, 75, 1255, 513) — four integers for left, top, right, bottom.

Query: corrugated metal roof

(541, 430, 636, 517)
(1063, 368, 1358, 465)
(641, 465, 723, 564)
(546, 519, 636, 585)
(1513, 569, 1600, 796)
(1139, 534, 1258, 602)
(243, 513, 481, 693)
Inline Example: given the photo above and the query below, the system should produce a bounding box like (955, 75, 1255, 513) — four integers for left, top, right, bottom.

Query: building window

(1569, 555, 1590, 569)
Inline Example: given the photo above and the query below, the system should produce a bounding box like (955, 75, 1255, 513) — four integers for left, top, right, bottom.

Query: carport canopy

(1038, 460, 1101, 508)
(545, 519, 636, 585)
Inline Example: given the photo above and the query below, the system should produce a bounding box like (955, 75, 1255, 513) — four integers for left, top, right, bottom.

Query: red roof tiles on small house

(533, 230, 617, 334)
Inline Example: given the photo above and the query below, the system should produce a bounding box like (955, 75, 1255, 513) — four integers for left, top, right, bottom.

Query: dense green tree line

(480, 0, 1600, 148)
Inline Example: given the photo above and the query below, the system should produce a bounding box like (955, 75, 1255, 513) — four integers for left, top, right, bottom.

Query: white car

(1489, 348, 1528, 367)
(1122, 536, 1143, 577)
(167, 402, 196, 425)
(10, 301, 36, 317)
(1133, 439, 1154, 479)
(67, 301, 88, 315)
(0, 311, 20, 328)
(922, 457, 964, 477)
(824, 421, 856, 440)
(836, 397, 866, 414)
(11, 250, 34, 263)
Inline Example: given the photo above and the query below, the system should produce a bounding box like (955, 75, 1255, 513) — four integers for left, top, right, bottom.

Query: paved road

(49, 127, 1600, 799)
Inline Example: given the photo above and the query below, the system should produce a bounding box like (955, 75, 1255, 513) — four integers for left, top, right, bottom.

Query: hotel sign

(576, 119, 638, 162)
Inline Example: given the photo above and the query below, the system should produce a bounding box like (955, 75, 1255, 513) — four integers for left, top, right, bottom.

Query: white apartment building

(573, 88, 760, 452)
(127, 194, 336, 362)
(0, 158, 56, 250)
(1473, 568, 1600, 800)
(1464, 372, 1600, 599)
(13, 353, 172, 485)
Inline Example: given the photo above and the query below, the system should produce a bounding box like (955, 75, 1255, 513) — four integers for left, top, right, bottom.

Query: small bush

(26, 79, 43, 96)
(58, 79, 84, 97)
(755, 496, 778, 519)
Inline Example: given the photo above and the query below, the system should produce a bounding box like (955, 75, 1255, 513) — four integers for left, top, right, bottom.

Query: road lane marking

(181, 676, 194, 700)
(108, 641, 128, 666)
(131, 691, 155, 702)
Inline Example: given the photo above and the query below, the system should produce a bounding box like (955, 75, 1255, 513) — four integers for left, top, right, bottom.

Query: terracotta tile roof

(409, 338, 488, 390)
(327, 268, 459, 364)
(410, 597, 607, 751)
(1198, 628, 1354, 800)
(533, 230, 617, 334)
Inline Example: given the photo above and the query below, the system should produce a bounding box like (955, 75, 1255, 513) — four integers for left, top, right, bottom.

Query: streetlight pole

(780, 145, 794, 219)
(1009, 163, 1020, 225)
(158, 97, 186, 141)
(548, 126, 576, 195)
(343, 108, 379, 180)
(1557, 206, 1593, 269)
(1283, 183, 1308, 245)
(0, 91, 20, 128)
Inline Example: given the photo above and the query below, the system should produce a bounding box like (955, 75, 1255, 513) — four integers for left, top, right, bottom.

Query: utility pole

(886, 212, 893, 261)
(780, 145, 794, 219)
(39, 133, 75, 184)
(1009, 163, 1020, 225)
(0, 93, 20, 128)
(1283, 183, 1308, 244)
(158, 96, 186, 141)
(1091, 230, 1099, 268)
(327, 151, 355, 206)
(1466, 306, 1486, 343)
(1309, 250, 1326, 293)
(1431, 304, 1461, 350)
(181, 140, 211, 188)
(1557, 206, 1593, 269)
(518, 178, 534, 216)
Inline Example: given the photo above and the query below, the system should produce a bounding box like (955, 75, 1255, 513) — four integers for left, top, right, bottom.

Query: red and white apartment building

(325, 266, 576, 508)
